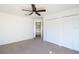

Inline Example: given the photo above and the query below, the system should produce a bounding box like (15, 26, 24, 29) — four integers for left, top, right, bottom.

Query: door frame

(33, 18, 43, 40)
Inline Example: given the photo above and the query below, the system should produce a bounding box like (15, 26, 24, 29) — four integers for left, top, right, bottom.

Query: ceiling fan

(22, 4, 46, 16)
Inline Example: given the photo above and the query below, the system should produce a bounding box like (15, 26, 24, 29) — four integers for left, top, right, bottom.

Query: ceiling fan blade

(35, 12, 41, 16)
(31, 4, 36, 11)
(36, 9, 46, 12)
(22, 9, 32, 12)
(29, 12, 33, 15)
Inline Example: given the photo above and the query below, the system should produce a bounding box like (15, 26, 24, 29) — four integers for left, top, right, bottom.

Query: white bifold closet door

(44, 15, 79, 51)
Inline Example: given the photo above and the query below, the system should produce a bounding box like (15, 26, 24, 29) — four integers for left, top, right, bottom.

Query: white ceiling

(0, 4, 79, 18)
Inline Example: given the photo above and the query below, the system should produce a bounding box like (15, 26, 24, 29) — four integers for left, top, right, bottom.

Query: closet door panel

(61, 17, 73, 49)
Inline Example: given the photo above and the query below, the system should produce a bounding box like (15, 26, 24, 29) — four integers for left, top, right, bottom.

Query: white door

(72, 16, 79, 51)
(61, 17, 73, 49)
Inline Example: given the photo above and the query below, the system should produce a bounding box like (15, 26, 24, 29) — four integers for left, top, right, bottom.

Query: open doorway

(33, 19, 43, 40)
(35, 22, 41, 37)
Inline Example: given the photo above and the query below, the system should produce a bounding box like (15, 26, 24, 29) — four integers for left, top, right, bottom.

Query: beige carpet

(0, 37, 79, 54)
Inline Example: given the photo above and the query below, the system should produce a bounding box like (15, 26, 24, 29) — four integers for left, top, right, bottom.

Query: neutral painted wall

(44, 8, 79, 51)
(0, 12, 34, 45)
